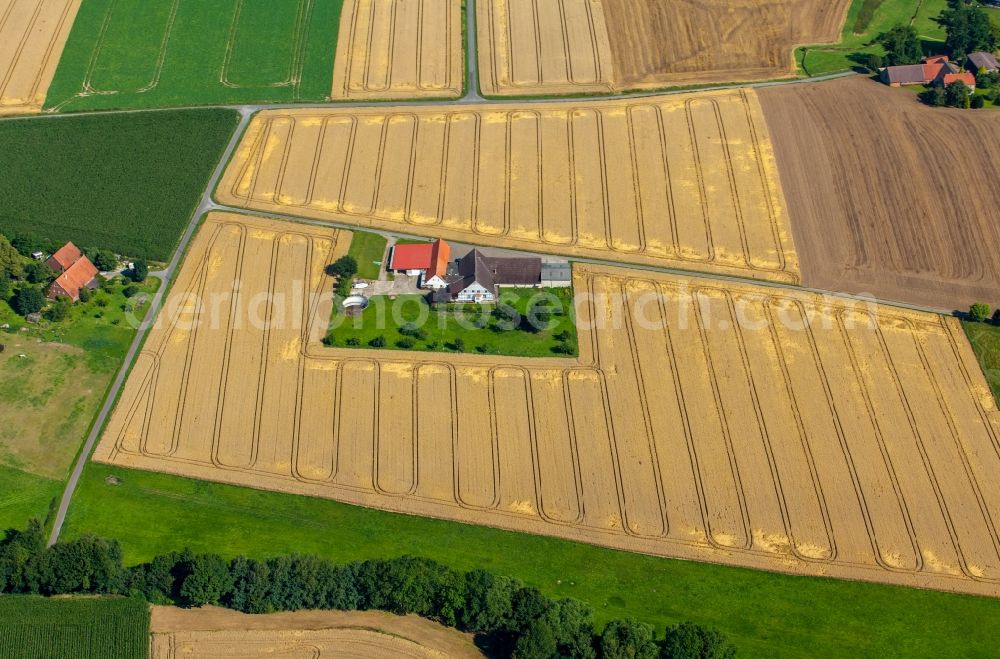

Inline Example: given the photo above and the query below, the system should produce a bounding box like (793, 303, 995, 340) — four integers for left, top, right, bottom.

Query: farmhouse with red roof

(880, 55, 976, 90)
(388, 239, 451, 289)
(46, 242, 99, 302)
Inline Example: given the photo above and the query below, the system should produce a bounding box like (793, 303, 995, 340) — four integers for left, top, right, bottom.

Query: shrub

(369, 335, 386, 348)
(451, 337, 466, 352)
(95, 296, 109, 308)
(77, 286, 92, 303)
(43, 297, 72, 322)
(970, 95, 985, 109)
(24, 260, 52, 284)
(346, 337, 361, 347)
(396, 337, 416, 349)
(969, 303, 991, 323)
(552, 342, 574, 356)
(11, 286, 44, 316)
(128, 260, 148, 283)
(122, 284, 140, 298)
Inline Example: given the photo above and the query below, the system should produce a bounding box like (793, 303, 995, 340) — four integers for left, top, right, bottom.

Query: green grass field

(0, 465, 60, 532)
(327, 288, 578, 357)
(962, 320, 1000, 405)
(0, 595, 149, 659)
(798, 0, 949, 76)
(61, 462, 1000, 658)
(0, 110, 238, 260)
(347, 231, 388, 281)
(45, 0, 344, 112)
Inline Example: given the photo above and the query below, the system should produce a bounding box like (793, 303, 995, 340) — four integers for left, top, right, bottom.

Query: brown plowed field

(331, 0, 463, 99)
(216, 90, 800, 284)
(0, 0, 80, 115)
(477, 0, 615, 96)
(477, 0, 852, 94)
(759, 77, 1000, 311)
(150, 606, 482, 658)
(94, 213, 1000, 597)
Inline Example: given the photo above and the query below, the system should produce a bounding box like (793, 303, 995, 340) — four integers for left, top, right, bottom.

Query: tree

(227, 556, 272, 613)
(451, 337, 465, 352)
(599, 619, 659, 659)
(24, 260, 52, 284)
(11, 286, 44, 316)
(369, 335, 387, 348)
(91, 250, 117, 272)
(78, 286, 93, 303)
(396, 337, 416, 349)
(0, 235, 24, 279)
(547, 598, 596, 658)
(661, 622, 736, 659)
(43, 296, 72, 322)
(945, 80, 973, 108)
(971, 94, 985, 108)
(462, 569, 519, 632)
(862, 52, 884, 72)
(36, 535, 125, 595)
(969, 303, 991, 322)
(0, 272, 11, 300)
(920, 86, 947, 106)
(123, 284, 140, 298)
(179, 553, 234, 606)
(514, 619, 558, 659)
(326, 255, 358, 279)
(939, 2, 999, 59)
(876, 24, 922, 66)
(128, 259, 148, 283)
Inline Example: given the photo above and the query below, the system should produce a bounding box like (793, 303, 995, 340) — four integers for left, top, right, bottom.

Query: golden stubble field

(476, 0, 852, 95)
(331, 0, 463, 99)
(94, 213, 1000, 597)
(0, 0, 81, 115)
(150, 606, 482, 658)
(216, 90, 799, 284)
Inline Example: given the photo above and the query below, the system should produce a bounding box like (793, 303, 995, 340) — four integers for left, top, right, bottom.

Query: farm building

(541, 262, 573, 287)
(388, 239, 451, 287)
(880, 55, 975, 89)
(45, 241, 83, 272)
(430, 250, 543, 304)
(966, 51, 999, 74)
(46, 242, 98, 302)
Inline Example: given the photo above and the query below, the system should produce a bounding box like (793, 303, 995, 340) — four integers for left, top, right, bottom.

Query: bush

(127, 260, 148, 283)
(11, 286, 44, 316)
(24, 260, 52, 284)
(862, 52, 883, 72)
(451, 337, 466, 352)
(369, 335, 386, 348)
(970, 95, 985, 109)
(43, 297, 72, 322)
(399, 323, 427, 340)
(552, 342, 574, 356)
(78, 286, 92, 303)
(396, 337, 416, 349)
(122, 284, 140, 298)
(662, 621, 737, 659)
(969, 303, 991, 323)
(346, 337, 361, 347)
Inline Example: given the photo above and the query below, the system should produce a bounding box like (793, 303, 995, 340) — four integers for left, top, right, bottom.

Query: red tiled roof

(924, 55, 950, 65)
(390, 243, 434, 271)
(49, 256, 98, 301)
(427, 239, 451, 279)
(46, 242, 82, 272)
(923, 61, 948, 81)
(942, 72, 976, 87)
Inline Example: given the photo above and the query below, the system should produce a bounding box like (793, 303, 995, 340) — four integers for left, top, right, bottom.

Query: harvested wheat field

(477, 0, 615, 96)
(95, 212, 1000, 597)
(759, 77, 1000, 311)
(216, 90, 799, 283)
(150, 606, 482, 658)
(331, 0, 463, 99)
(0, 0, 80, 115)
(477, 0, 851, 94)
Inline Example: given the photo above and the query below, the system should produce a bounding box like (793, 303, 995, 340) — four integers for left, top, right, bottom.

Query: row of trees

(0, 520, 736, 658)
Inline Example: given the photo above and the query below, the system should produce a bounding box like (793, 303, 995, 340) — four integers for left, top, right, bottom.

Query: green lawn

(45, 0, 345, 111)
(0, 465, 60, 532)
(797, 0, 948, 76)
(61, 462, 1000, 658)
(962, 320, 1000, 405)
(347, 231, 388, 281)
(0, 110, 238, 260)
(0, 595, 149, 659)
(327, 288, 578, 357)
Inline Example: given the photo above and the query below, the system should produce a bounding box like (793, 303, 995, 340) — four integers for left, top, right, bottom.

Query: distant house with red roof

(46, 242, 98, 302)
(388, 239, 451, 289)
(880, 55, 976, 90)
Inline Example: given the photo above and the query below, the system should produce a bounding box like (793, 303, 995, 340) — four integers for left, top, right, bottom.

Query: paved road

(46, 108, 255, 546)
(465, 0, 483, 101)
